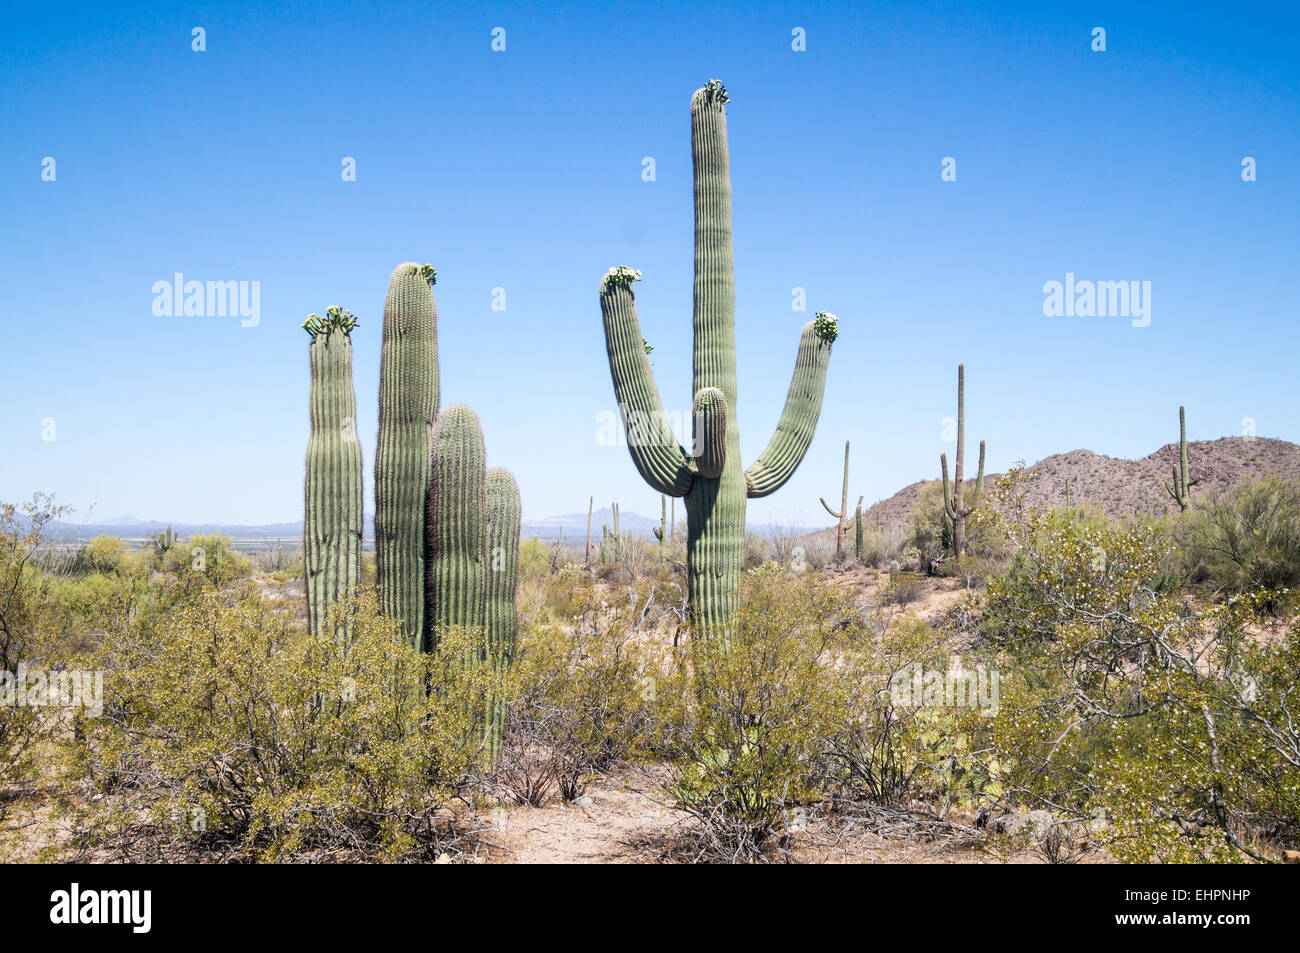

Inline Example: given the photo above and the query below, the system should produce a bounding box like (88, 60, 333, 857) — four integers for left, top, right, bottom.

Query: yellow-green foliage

(502, 604, 662, 803)
(982, 469, 1300, 862)
(659, 569, 853, 857)
(74, 588, 499, 862)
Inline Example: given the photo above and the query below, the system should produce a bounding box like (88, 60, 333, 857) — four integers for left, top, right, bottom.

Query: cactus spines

(484, 468, 521, 762)
(854, 497, 864, 561)
(819, 441, 852, 560)
(376, 263, 440, 648)
(939, 364, 984, 565)
(304, 308, 364, 636)
(1164, 405, 1198, 512)
(598, 82, 836, 635)
(424, 405, 487, 653)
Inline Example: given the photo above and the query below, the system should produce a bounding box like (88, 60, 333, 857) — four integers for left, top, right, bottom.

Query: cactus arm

(820, 497, 842, 519)
(599, 276, 695, 497)
(743, 318, 836, 498)
(693, 386, 728, 479)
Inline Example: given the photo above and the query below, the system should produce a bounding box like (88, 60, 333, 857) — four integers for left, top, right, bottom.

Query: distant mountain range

(41, 508, 817, 545)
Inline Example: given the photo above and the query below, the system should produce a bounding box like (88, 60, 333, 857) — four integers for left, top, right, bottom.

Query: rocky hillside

(833, 436, 1300, 541)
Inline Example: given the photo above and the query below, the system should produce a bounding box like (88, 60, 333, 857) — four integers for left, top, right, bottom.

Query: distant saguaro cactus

(940, 363, 985, 566)
(376, 263, 438, 649)
(599, 80, 837, 634)
(1164, 405, 1198, 513)
(303, 307, 363, 636)
(853, 497, 864, 561)
(819, 441, 853, 560)
(653, 495, 667, 545)
(585, 496, 593, 566)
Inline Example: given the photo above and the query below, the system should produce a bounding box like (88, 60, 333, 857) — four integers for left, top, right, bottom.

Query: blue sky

(2, 1, 1297, 527)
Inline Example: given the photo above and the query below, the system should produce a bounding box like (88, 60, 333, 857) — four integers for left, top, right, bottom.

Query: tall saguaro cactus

(819, 441, 852, 560)
(853, 496, 864, 561)
(1164, 405, 1198, 513)
(303, 307, 363, 636)
(939, 363, 985, 565)
(376, 263, 439, 649)
(599, 80, 837, 634)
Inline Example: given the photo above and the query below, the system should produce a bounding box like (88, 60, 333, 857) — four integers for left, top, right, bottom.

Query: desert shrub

(0, 497, 70, 834)
(855, 523, 904, 568)
(160, 532, 251, 588)
(71, 589, 494, 862)
(499, 601, 662, 804)
(911, 478, 1008, 574)
(820, 614, 1005, 809)
(66, 535, 130, 576)
(659, 570, 851, 861)
(980, 470, 1300, 861)
(882, 574, 925, 606)
(518, 538, 551, 580)
(743, 532, 769, 569)
(1179, 477, 1300, 614)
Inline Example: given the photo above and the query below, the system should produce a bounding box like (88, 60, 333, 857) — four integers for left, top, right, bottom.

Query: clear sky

(2, 1, 1297, 528)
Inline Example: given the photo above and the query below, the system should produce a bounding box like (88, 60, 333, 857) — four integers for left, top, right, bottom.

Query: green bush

(73, 588, 496, 862)
(1180, 477, 1300, 614)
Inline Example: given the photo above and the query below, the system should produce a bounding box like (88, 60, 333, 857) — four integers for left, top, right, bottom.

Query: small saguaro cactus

(598, 80, 838, 634)
(939, 363, 985, 566)
(303, 306, 364, 636)
(653, 495, 667, 545)
(853, 497, 864, 561)
(424, 404, 487, 653)
(376, 263, 439, 649)
(585, 496, 594, 566)
(1164, 405, 1198, 513)
(819, 441, 853, 560)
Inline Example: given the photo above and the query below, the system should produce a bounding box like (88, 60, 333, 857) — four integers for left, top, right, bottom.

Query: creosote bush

(72, 588, 502, 862)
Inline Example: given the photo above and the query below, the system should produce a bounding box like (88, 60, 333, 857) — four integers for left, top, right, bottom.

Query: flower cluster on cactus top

(643, 338, 654, 356)
(302, 305, 359, 338)
(812, 311, 839, 344)
(415, 263, 436, 286)
(601, 265, 643, 293)
(702, 78, 730, 105)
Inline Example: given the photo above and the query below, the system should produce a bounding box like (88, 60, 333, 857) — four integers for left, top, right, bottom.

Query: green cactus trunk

(854, 498, 863, 561)
(484, 468, 521, 762)
(598, 81, 836, 637)
(1164, 405, 1197, 513)
(819, 441, 851, 560)
(940, 363, 985, 568)
(304, 315, 363, 637)
(376, 263, 439, 649)
(424, 404, 486, 654)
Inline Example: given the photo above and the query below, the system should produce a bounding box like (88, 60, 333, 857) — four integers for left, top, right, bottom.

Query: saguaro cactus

(376, 263, 439, 649)
(424, 404, 487, 652)
(853, 497, 864, 561)
(939, 363, 985, 565)
(303, 307, 363, 636)
(585, 496, 594, 565)
(599, 80, 837, 634)
(819, 441, 852, 560)
(1164, 405, 1198, 513)
(484, 468, 521, 761)
(653, 495, 667, 545)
